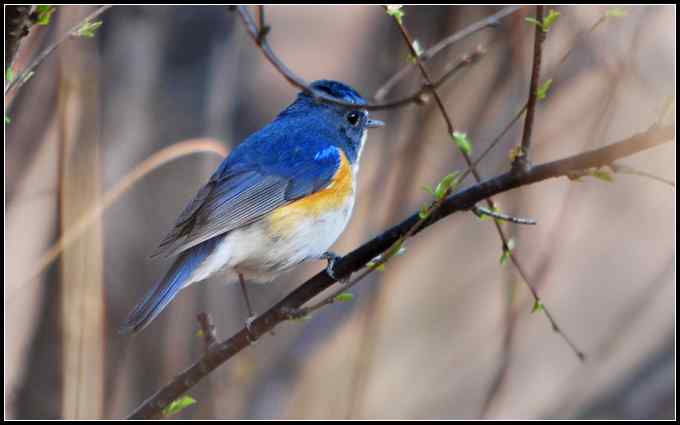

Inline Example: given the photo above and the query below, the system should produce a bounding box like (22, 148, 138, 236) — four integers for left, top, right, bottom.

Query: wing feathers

(151, 144, 343, 259)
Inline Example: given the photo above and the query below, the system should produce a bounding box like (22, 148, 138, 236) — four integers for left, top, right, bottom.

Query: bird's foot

(320, 251, 349, 284)
(244, 315, 258, 343)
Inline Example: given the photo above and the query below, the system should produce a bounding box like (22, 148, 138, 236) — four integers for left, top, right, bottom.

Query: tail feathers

(119, 238, 220, 334)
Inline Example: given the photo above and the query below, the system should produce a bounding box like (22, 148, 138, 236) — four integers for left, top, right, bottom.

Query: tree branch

(374, 5, 523, 101)
(4, 6, 113, 97)
(5, 5, 35, 67)
(235, 6, 483, 111)
(387, 7, 587, 359)
(513, 5, 545, 172)
(127, 125, 674, 419)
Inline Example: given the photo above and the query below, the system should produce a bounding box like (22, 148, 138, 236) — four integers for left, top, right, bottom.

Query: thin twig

(388, 8, 584, 361)
(463, 105, 528, 183)
(472, 205, 537, 225)
(305, 183, 535, 321)
(4, 5, 113, 97)
(610, 163, 676, 188)
(513, 5, 545, 172)
(288, 268, 374, 319)
(235, 6, 484, 112)
(468, 8, 619, 185)
(256, 5, 269, 43)
(126, 125, 675, 419)
(374, 6, 523, 101)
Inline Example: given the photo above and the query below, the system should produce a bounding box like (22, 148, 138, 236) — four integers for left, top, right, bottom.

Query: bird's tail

(119, 239, 218, 334)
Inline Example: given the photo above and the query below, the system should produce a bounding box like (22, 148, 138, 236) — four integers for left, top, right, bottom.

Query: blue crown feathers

(305, 80, 367, 105)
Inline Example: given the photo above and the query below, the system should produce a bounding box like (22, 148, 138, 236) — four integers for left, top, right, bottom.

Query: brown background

(5, 5, 675, 419)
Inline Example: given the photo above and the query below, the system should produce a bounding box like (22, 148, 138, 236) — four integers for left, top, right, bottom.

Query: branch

(235, 6, 483, 111)
(387, 7, 586, 359)
(127, 125, 674, 419)
(5, 5, 35, 67)
(610, 162, 676, 188)
(513, 5, 545, 172)
(4, 6, 113, 97)
(472, 7, 618, 182)
(472, 205, 537, 225)
(374, 5, 523, 101)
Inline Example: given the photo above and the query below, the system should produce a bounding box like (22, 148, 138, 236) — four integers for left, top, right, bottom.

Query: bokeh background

(5, 5, 675, 419)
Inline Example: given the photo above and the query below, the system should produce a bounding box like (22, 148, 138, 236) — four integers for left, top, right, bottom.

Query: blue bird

(120, 80, 384, 334)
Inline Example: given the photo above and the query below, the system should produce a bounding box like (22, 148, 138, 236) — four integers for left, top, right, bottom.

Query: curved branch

(127, 125, 674, 419)
(374, 5, 523, 101)
(235, 6, 484, 111)
(12, 139, 227, 296)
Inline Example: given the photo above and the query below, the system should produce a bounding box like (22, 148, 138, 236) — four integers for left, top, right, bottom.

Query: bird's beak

(366, 118, 385, 129)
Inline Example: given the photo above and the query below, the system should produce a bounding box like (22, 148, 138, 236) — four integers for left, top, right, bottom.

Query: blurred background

(4, 5, 675, 419)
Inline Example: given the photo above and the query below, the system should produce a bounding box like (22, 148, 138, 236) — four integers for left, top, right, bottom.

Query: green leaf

(422, 185, 435, 196)
(22, 71, 35, 83)
(508, 145, 524, 162)
(451, 131, 472, 156)
(536, 79, 553, 100)
(162, 395, 196, 418)
(525, 17, 542, 28)
(542, 9, 561, 32)
(366, 260, 385, 272)
(434, 172, 460, 200)
(6, 67, 14, 83)
(76, 20, 103, 38)
(335, 293, 354, 302)
(500, 238, 515, 265)
(419, 204, 430, 220)
(526, 9, 560, 33)
(531, 299, 544, 313)
(606, 7, 627, 18)
(386, 5, 405, 24)
(36, 5, 56, 26)
(590, 169, 613, 182)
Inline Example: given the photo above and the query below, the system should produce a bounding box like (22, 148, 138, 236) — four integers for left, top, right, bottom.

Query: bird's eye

(346, 111, 362, 126)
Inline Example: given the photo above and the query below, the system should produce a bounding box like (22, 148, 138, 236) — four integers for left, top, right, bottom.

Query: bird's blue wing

(151, 130, 341, 258)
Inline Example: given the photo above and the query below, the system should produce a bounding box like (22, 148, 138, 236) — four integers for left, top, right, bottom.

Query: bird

(120, 80, 384, 334)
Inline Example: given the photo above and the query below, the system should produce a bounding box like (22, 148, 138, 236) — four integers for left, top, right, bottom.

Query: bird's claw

(245, 315, 258, 343)
(320, 251, 349, 284)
